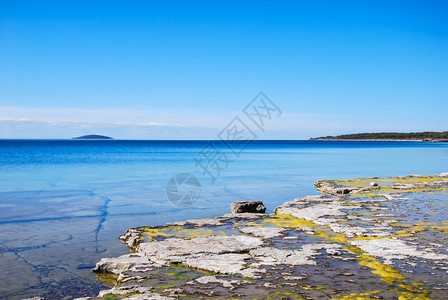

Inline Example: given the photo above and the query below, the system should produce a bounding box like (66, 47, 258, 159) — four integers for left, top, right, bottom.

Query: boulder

(230, 201, 266, 214)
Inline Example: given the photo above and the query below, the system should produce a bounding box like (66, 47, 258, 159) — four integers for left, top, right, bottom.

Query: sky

(1, 0, 447, 139)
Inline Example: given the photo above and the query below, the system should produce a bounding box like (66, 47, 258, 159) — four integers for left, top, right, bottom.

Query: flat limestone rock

(351, 238, 448, 265)
(94, 254, 153, 275)
(276, 201, 355, 221)
(250, 247, 315, 266)
(184, 253, 251, 275)
(238, 226, 286, 238)
(325, 221, 369, 237)
(250, 243, 344, 266)
(137, 235, 263, 264)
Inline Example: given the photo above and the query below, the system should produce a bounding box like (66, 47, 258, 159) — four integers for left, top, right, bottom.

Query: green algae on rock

(88, 173, 448, 299)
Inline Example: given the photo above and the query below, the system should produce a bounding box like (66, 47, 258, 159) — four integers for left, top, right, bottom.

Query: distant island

(72, 135, 113, 140)
(310, 131, 448, 142)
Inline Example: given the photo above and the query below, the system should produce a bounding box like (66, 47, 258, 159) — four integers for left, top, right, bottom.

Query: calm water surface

(0, 140, 447, 299)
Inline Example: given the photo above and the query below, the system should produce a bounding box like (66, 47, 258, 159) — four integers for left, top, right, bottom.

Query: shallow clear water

(0, 140, 447, 299)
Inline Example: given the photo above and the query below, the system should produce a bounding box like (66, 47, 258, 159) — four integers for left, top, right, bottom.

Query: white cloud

(0, 106, 236, 128)
(0, 106, 445, 139)
(0, 119, 219, 139)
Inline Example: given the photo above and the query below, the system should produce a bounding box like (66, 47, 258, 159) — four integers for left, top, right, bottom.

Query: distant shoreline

(310, 131, 448, 142)
(310, 138, 448, 142)
(1, 138, 447, 142)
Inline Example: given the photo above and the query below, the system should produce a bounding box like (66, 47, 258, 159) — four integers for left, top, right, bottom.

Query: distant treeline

(312, 131, 448, 141)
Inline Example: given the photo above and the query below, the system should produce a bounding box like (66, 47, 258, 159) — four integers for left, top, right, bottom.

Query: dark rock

(231, 201, 266, 214)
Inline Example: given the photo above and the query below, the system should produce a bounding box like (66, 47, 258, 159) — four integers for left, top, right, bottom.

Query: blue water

(1, 140, 447, 299)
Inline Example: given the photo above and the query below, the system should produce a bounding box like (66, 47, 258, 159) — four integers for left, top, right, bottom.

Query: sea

(0, 139, 447, 299)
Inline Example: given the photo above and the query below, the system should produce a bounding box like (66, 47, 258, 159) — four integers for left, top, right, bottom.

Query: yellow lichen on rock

(141, 225, 226, 241)
(317, 175, 448, 197)
(265, 212, 429, 299)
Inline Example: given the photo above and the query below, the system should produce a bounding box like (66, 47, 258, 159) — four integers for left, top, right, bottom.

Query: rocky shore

(84, 173, 448, 299)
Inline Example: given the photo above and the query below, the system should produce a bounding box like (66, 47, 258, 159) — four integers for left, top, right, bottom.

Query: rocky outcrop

(314, 174, 448, 196)
(314, 180, 357, 194)
(88, 174, 448, 300)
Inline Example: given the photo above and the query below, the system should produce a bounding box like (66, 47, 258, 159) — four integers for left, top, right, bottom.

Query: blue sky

(1, 0, 447, 139)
